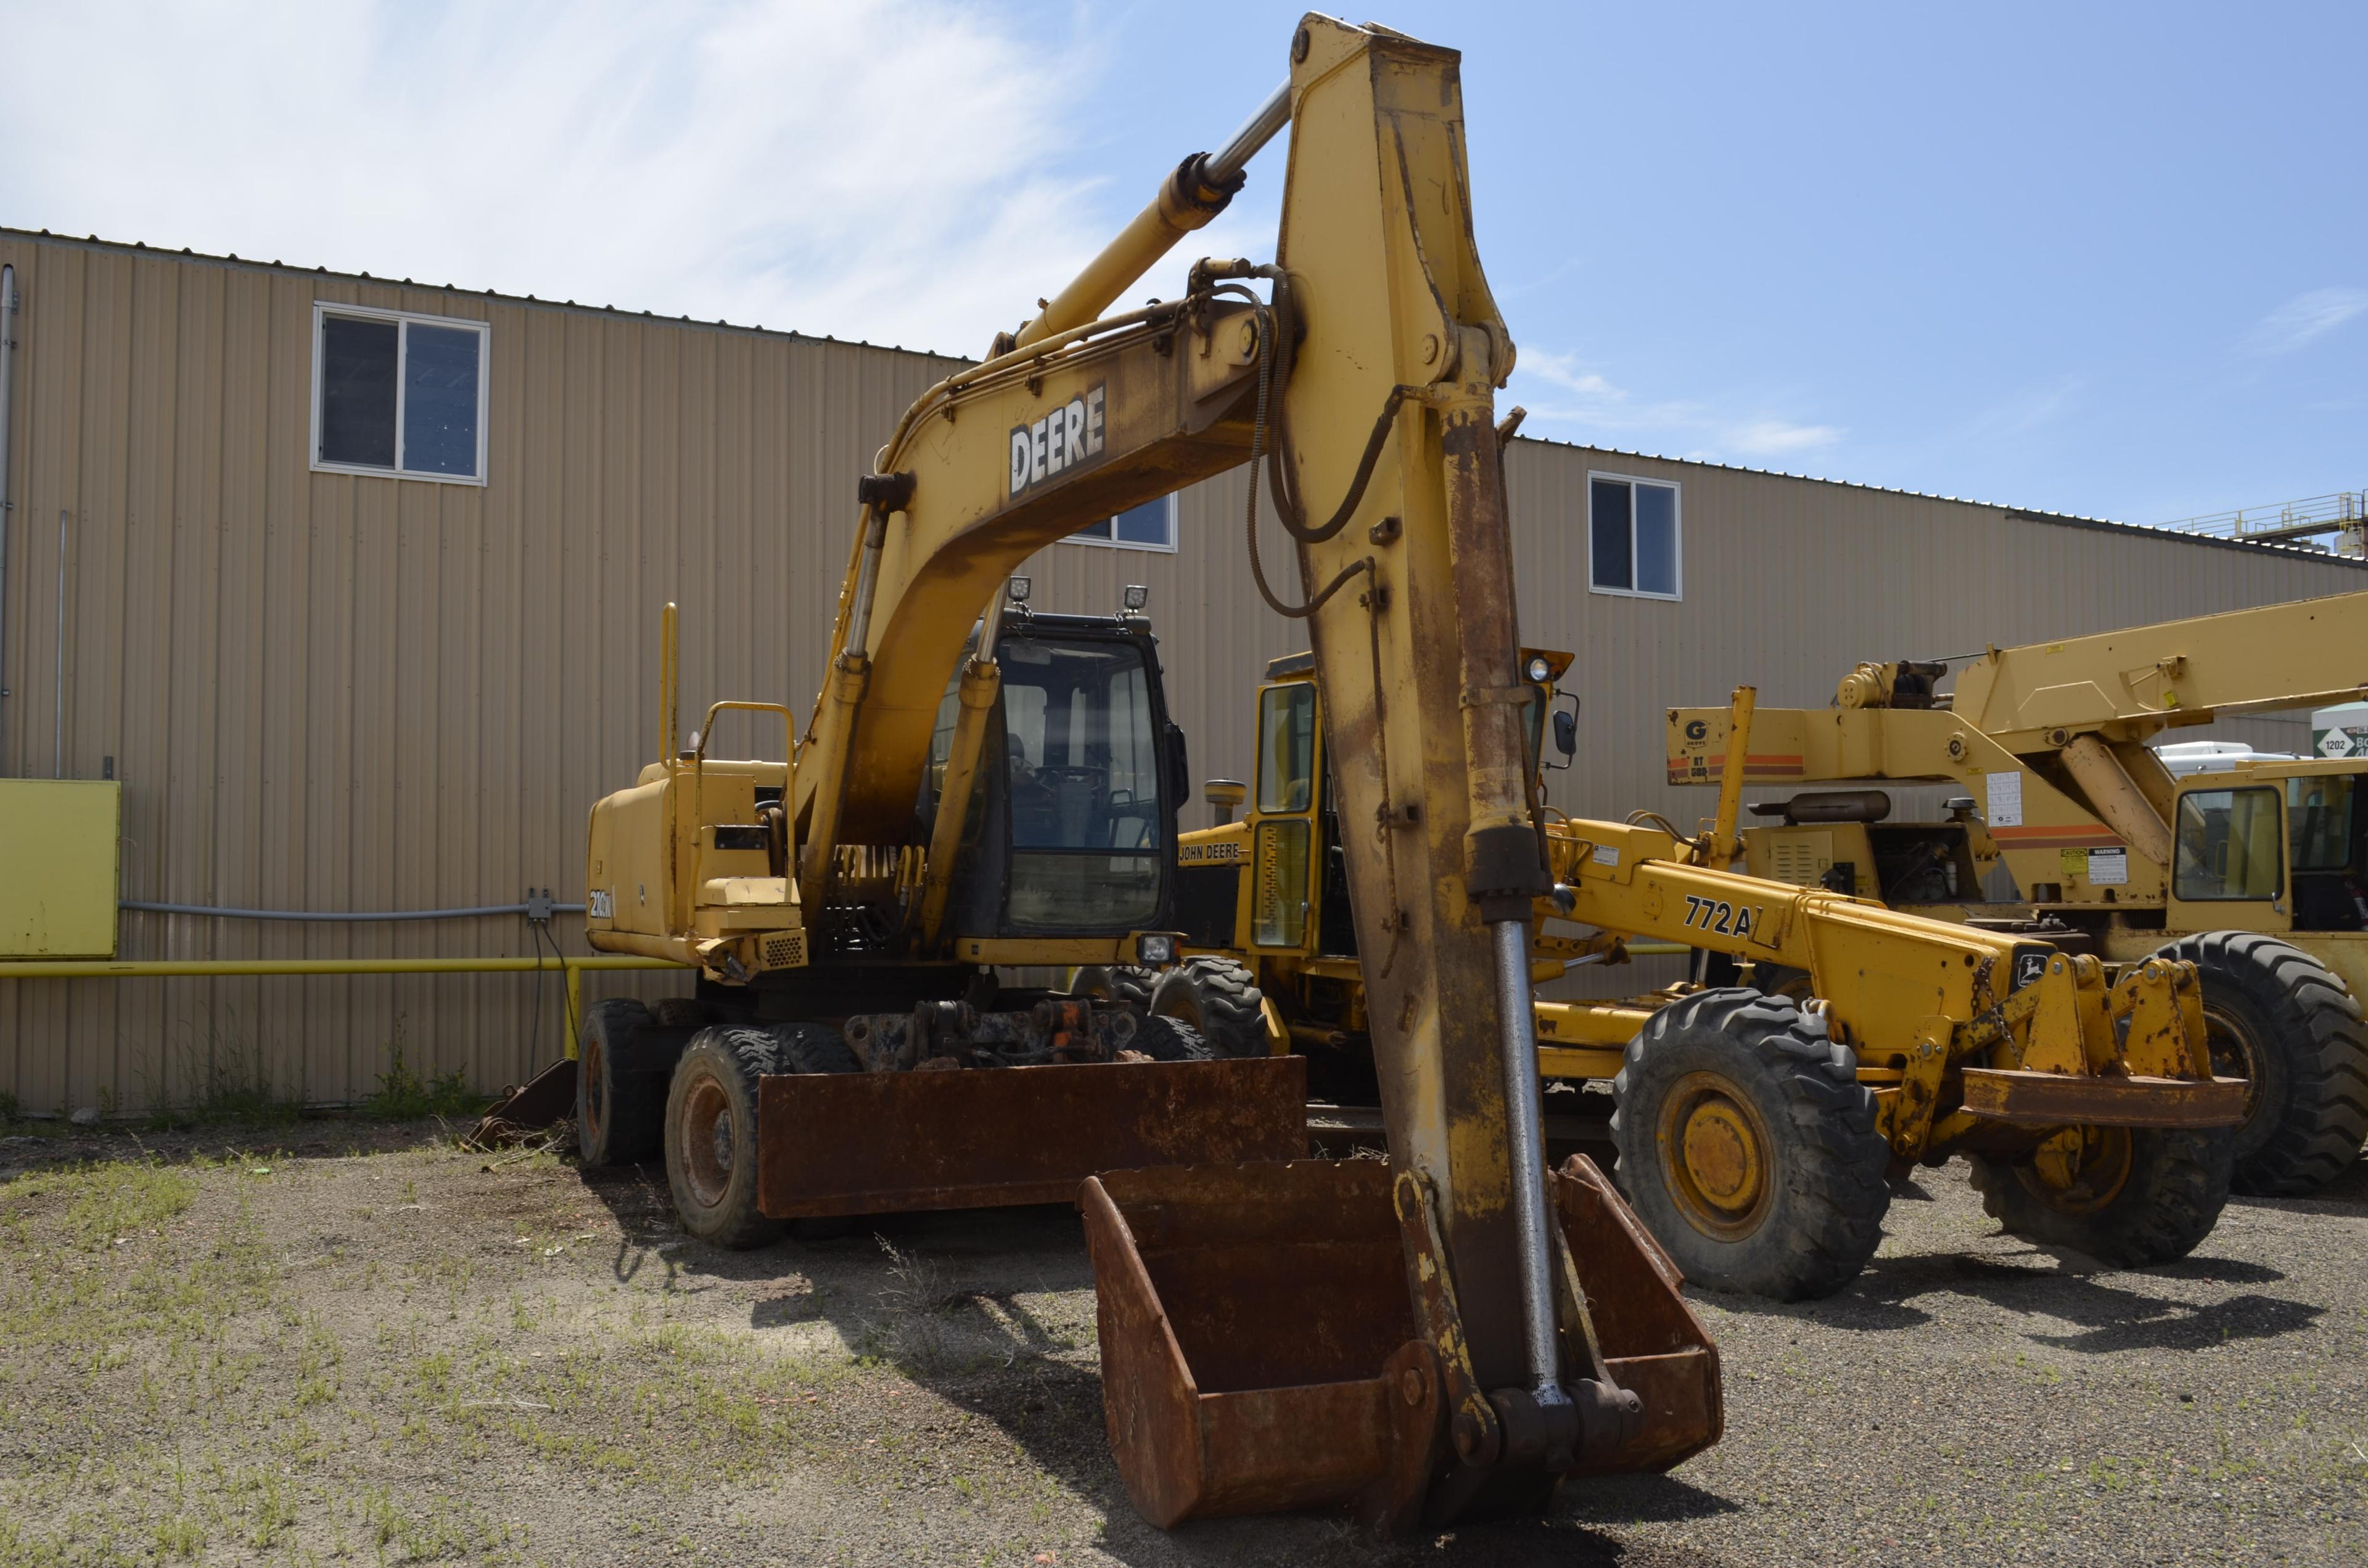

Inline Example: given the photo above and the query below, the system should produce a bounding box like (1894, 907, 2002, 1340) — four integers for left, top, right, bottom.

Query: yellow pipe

(0, 956, 680, 979)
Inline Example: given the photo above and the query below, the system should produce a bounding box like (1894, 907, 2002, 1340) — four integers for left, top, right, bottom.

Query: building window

(1066, 495, 1176, 551)
(311, 303, 489, 484)
(1588, 474, 1680, 599)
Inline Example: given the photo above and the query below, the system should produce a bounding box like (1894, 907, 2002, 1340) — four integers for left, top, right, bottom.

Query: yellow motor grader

(1667, 591, 2368, 1196)
(1148, 655, 2245, 1300)
(541, 14, 1726, 1532)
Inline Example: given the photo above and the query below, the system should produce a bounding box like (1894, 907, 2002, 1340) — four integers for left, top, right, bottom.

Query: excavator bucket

(755, 1057, 1308, 1219)
(1082, 1155, 1721, 1529)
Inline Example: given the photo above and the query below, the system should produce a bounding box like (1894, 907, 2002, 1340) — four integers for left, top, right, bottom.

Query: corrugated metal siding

(2, 231, 2361, 1108)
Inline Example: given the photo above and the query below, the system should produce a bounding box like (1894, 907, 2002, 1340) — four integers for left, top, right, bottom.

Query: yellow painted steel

(1, 955, 676, 978)
(0, 780, 121, 958)
(0, 955, 684, 1064)
(1175, 645, 2230, 1172)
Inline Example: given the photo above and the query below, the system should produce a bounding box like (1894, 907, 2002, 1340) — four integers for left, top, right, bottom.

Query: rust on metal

(1085, 1154, 1724, 1530)
(755, 1056, 1305, 1219)
(1958, 1067, 2247, 1128)
(1549, 1155, 1723, 1476)
(1082, 1160, 1441, 1529)
(1391, 1170, 1501, 1467)
(467, 1056, 577, 1147)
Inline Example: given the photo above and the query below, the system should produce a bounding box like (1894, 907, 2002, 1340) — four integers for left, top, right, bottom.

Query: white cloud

(1724, 420, 1843, 458)
(1505, 348, 1842, 466)
(0, 0, 1119, 356)
(2242, 287, 2368, 356)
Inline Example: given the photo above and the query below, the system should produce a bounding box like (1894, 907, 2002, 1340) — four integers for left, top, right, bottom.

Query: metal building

(2, 229, 2361, 1113)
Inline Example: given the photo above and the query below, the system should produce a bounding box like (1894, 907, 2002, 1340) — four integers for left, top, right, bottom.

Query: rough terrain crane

(1150, 654, 2245, 1299)
(559, 15, 1721, 1529)
(1667, 591, 2368, 1194)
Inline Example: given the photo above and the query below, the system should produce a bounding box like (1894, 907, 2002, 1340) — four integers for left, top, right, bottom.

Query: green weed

(363, 1041, 487, 1122)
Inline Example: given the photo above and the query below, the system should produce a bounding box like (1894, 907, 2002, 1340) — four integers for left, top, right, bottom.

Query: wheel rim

(2018, 1125, 2134, 1215)
(2200, 1003, 2266, 1130)
(1655, 1070, 1774, 1239)
(677, 1072, 736, 1209)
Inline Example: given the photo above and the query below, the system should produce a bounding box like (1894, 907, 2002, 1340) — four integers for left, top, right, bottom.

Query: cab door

(1244, 679, 1320, 955)
(2166, 776, 2290, 934)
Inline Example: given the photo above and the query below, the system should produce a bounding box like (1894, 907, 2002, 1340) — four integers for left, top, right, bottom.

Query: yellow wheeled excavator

(553, 14, 1721, 1530)
(1667, 591, 2368, 1196)
(1153, 654, 2246, 1300)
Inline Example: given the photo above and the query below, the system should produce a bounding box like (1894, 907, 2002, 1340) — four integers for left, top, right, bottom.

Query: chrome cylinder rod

(1491, 914, 1568, 1403)
(1204, 80, 1292, 186)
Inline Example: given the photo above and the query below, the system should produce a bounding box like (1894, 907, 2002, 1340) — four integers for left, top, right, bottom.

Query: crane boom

(1946, 588, 2368, 747)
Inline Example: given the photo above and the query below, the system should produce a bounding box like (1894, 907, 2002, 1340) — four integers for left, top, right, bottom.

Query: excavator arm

(585, 15, 1716, 1528)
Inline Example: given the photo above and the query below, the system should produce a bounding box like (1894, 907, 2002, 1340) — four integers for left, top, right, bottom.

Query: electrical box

(0, 780, 121, 958)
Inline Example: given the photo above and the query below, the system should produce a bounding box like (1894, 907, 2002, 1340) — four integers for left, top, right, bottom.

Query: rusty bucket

(1081, 1154, 1721, 1530)
(757, 1056, 1308, 1219)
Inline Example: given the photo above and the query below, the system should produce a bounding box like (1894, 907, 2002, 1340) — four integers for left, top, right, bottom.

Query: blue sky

(4, 1, 2359, 524)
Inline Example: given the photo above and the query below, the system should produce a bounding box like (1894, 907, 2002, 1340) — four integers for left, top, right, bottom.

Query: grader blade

(754, 1057, 1305, 1219)
(1082, 1157, 1720, 1529)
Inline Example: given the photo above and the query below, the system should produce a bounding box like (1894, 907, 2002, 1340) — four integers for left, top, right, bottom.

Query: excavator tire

(1148, 959, 1271, 1057)
(1611, 988, 1890, 1300)
(1072, 965, 1158, 1012)
(2152, 932, 2368, 1195)
(1967, 1126, 2232, 1267)
(578, 999, 664, 1168)
(1130, 1014, 1213, 1062)
(664, 1024, 794, 1250)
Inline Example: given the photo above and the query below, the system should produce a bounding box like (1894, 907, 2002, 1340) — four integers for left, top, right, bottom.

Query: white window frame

(309, 302, 491, 486)
(1061, 493, 1178, 553)
(1585, 470, 1682, 601)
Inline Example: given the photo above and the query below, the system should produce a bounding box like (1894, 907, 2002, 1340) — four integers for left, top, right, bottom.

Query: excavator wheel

(1072, 964, 1157, 1012)
(1130, 1014, 1213, 1062)
(1611, 988, 1890, 1300)
(1967, 1125, 2232, 1267)
(664, 1023, 851, 1250)
(578, 999, 665, 1168)
(2152, 932, 2368, 1195)
(1148, 958, 1270, 1057)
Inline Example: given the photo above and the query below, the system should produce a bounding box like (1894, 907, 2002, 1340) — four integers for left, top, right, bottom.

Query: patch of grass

(6, 1159, 200, 1251)
(140, 1011, 303, 1128)
(363, 1042, 488, 1122)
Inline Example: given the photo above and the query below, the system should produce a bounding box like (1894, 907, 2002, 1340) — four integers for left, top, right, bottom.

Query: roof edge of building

(0, 225, 973, 369)
(1508, 432, 2368, 570)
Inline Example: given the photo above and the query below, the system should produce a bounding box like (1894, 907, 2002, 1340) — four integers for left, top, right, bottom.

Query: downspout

(0, 263, 15, 774)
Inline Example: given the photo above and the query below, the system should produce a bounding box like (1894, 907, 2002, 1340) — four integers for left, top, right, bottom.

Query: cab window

(2288, 775, 2360, 873)
(2174, 786, 2284, 901)
(1257, 683, 1317, 814)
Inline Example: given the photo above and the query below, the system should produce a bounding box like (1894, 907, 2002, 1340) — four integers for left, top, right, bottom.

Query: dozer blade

(755, 1056, 1307, 1220)
(467, 1056, 578, 1147)
(1082, 1155, 1721, 1530)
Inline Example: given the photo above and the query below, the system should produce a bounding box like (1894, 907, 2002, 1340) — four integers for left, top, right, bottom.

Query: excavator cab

(925, 609, 1186, 942)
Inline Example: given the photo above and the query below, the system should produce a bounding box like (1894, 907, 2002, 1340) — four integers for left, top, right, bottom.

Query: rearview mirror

(1549, 697, 1579, 768)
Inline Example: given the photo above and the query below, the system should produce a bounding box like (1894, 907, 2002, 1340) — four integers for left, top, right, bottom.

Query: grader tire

(2153, 932, 2368, 1196)
(578, 999, 664, 1168)
(1967, 1127, 2232, 1267)
(664, 1025, 791, 1250)
(1072, 965, 1157, 1011)
(1148, 959, 1270, 1058)
(1130, 1015, 1214, 1062)
(1610, 989, 1890, 1300)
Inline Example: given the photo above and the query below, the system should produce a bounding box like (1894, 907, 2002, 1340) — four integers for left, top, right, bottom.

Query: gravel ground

(0, 1119, 2362, 1567)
